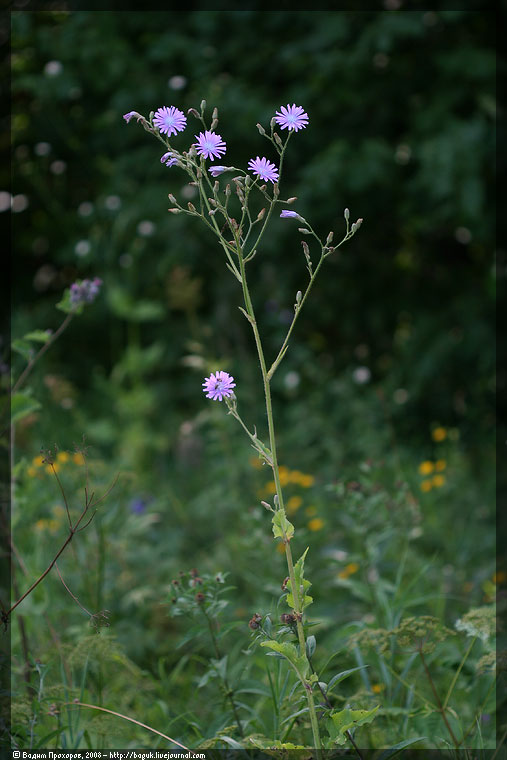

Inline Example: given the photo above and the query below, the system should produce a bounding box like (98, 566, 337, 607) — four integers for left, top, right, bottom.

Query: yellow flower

(371, 684, 384, 694)
(27, 466, 38, 478)
(52, 504, 66, 518)
(435, 459, 447, 471)
(287, 495, 303, 514)
(420, 479, 433, 492)
(48, 519, 61, 534)
(299, 473, 315, 488)
(432, 427, 447, 442)
(338, 562, 359, 579)
(35, 519, 48, 532)
(276, 541, 286, 555)
(32, 455, 45, 467)
(278, 466, 290, 486)
(265, 480, 277, 495)
(72, 452, 85, 465)
(418, 461, 434, 475)
(307, 518, 324, 532)
(249, 456, 263, 470)
(432, 474, 445, 488)
(305, 505, 317, 516)
(45, 462, 60, 474)
(57, 451, 70, 463)
(289, 470, 304, 484)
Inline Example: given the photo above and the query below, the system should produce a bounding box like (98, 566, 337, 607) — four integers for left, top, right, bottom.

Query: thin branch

(63, 701, 198, 754)
(54, 562, 92, 618)
(418, 645, 459, 747)
(11, 312, 74, 394)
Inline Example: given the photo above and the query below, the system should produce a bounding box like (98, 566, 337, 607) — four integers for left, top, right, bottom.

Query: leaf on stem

(326, 705, 380, 746)
(271, 509, 294, 541)
(286, 547, 313, 611)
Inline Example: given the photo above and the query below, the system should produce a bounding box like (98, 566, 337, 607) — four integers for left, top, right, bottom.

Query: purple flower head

(130, 498, 146, 514)
(123, 111, 138, 123)
(202, 370, 236, 401)
(274, 104, 309, 132)
(69, 277, 103, 306)
(208, 165, 229, 177)
(247, 156, 279, 184)
(153, 106, 187, 137)
(194, 131, 227, 161)
(160, 152, 178, 168)
(280, 210, 306, 223)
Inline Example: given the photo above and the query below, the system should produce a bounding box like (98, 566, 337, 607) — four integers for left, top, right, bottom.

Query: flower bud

(273, 183, 280, 199)
(296, 290, 302, 304)
(280, 613, 296, 625)
(356, 218, 363, 227)
(187, 108, 200, 118)
(244, 175, 251, 187)
(212, 107, 218, 120)
(200, 99, 206, 112)
(208, 198, 217, 207)
(214, 181, 219, 193)
(257, 208, 266, 221)
(249, 618, 260, 630)
(195, 592, 205, 603)
(344, 208, 350, 221)
(256, 123, 266, 135)
(270, 117, 276, 130)
(168, 208, 182, 214)
(261, 500, 272, 510)
(298, 228, 311, 235)
(274, 494, 279, 507)
(326, 231, 334, 246)
(187, 202, 196, 213)
(286, 197, 297, 204)
(211, 118, 218, 131)
(273, 132, 283, 148)
(168, 193, 177, 203)
(301, 241, 310, 257)
(225, 184, 231, 197)
(281, 576, 290, 591)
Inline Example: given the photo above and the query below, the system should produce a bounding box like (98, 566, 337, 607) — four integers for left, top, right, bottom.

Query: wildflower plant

(124, 99, 363, 753)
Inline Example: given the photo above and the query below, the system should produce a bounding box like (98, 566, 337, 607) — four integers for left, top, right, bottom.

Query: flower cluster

(123, 102, 309, 183)
(69, 277, 102, 306)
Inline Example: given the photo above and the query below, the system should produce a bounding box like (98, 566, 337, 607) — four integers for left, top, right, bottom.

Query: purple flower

(69, 277, 103, 306)
(274, 104, 309, 132)
(208, 165, 228, 177)
(130, 498, 146, 514)
(194, 131, 227, 161)
(247, 156, 279, 184)
(160, 152, 178, 168)
(123, 111, 138, 123)
(153, 106, 187, 136)
(202, 371, 236, 401)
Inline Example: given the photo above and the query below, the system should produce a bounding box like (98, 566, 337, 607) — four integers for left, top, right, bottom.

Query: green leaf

(11, 392, 42, 424)
(11, 338, 35, 361)
(24, 329, 52, 344)
(272, 509, 294, 541)
(327, 665, 369, 692)
(327, 705, 380, 745)
(57, 290, 82, 314)
(286, 547, 313, 611)
(376, 736, 427, 760)
(260, 640, 308, 679)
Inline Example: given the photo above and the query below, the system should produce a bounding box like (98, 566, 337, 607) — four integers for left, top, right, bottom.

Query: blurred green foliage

(8, 10, 498, 751)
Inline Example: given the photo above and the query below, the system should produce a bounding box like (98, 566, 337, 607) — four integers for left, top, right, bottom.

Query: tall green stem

(236, 250, 322, 755)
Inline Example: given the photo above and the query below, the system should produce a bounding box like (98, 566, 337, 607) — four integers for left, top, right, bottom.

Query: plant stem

(201, 607, 244, 738)
(11, 312, 74, 394)
(236, 249, 322, 756)
(443, 636, 476, 710)
(418, 645, 459, 747)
